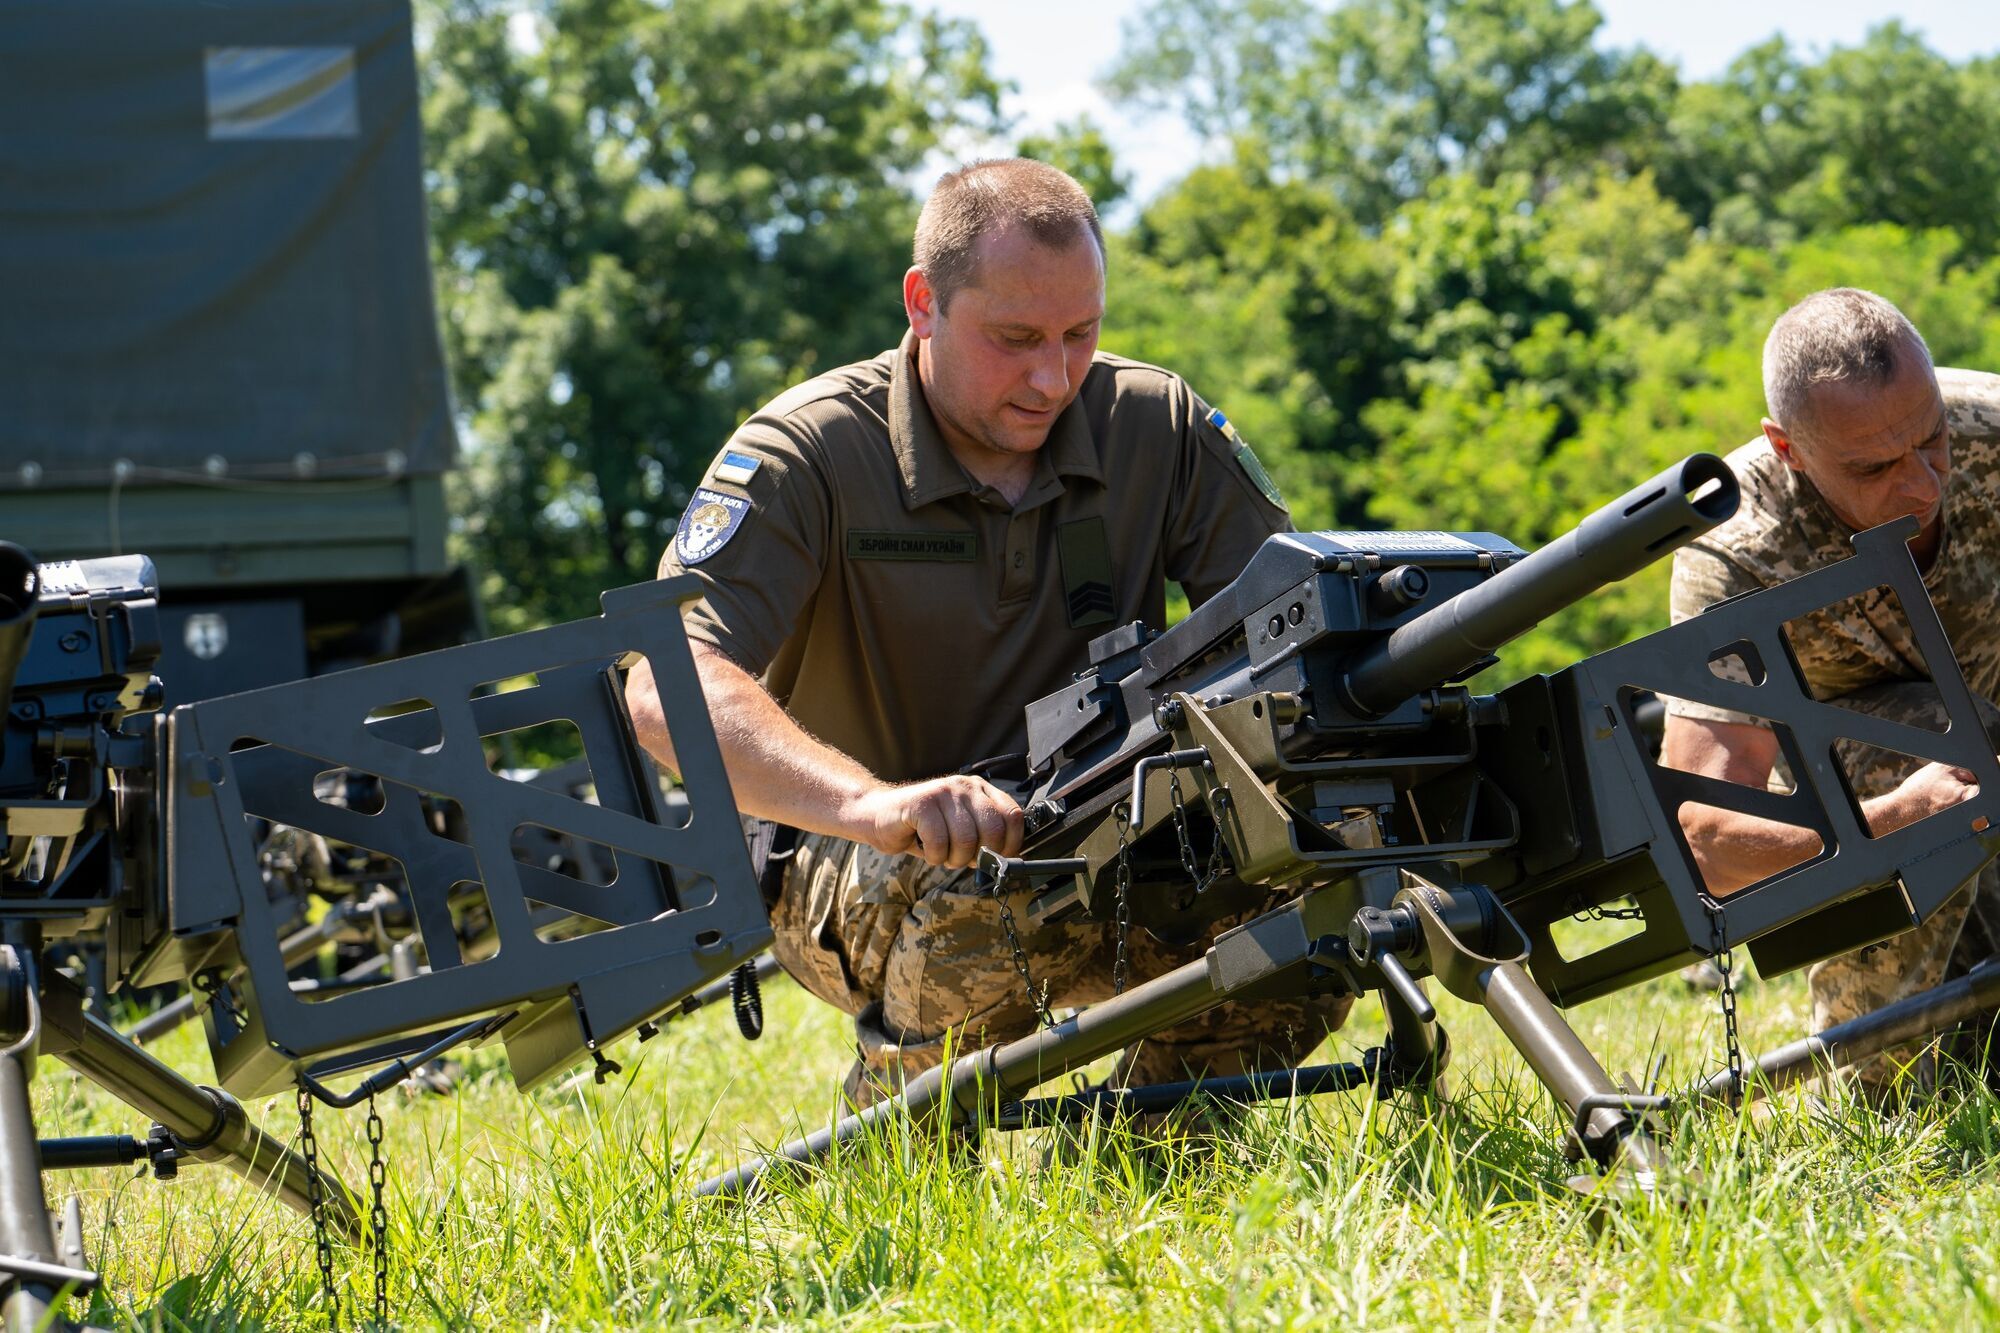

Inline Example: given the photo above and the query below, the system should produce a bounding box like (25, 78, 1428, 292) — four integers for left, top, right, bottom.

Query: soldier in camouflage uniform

(1663, 287, 2000, 1097)
(626, 159, 1348, 1109)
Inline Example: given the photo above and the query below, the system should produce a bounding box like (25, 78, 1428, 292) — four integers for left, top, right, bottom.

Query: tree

(1016, 118, 1130, 214)
(1101, 0, 1318, 146)
(1655, 25, 2000, 259)
(421, 0, 1001, 627)
(1104, 0, 1677, 223)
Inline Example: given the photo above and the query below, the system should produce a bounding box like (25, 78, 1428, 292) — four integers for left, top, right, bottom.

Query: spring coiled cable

(730, 961, 764, 1041)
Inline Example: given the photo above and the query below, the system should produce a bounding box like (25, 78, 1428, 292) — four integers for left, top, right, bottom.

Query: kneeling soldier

(627, 159, 1349, 1107)
(1663, 287, 2000, 1098)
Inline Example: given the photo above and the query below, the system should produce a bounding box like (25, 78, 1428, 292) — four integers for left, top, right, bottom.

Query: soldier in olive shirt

(1661, 288, 2000, 1097)
(627, 159, 1347, 1107)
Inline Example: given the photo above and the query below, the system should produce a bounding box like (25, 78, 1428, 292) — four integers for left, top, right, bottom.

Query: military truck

(0, 0, 473, 705)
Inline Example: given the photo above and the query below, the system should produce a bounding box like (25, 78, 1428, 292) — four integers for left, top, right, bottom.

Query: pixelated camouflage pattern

(1669, 369, 2000, 719)
(767, 831, 1352, 1108)
(1666, 369, 2000, 1096)
(1804, 682, 2000, 1094)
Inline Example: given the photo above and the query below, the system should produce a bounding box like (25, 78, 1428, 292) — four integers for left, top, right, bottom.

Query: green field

(32, 950, 2000, 1331)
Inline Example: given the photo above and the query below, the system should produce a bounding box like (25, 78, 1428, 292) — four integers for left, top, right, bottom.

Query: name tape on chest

(846, 529, 979, 561)
(676, 487, 750, 564)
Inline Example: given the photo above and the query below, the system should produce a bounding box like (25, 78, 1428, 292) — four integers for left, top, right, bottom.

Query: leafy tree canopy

(426, 0, 2000, 683)
(423, 0, 1001, 626)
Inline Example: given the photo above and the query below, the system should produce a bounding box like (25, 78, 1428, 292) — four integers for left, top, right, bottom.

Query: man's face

(1768, 349, 1951, 541)
(905, 224, 1105, 461)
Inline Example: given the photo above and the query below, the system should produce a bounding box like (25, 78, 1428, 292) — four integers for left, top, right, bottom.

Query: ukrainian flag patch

(712, 451, 762, 487)
(1209, 408, 1285, 510)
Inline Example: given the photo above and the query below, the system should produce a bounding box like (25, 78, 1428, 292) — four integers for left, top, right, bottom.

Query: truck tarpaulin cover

(0, 0, 457, 488)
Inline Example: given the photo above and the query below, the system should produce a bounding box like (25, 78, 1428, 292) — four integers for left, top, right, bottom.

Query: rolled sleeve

(662, 424, 829, 678)
(1664, 542, 1767, 727)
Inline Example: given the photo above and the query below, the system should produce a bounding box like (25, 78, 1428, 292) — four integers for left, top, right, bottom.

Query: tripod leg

(37, 973, 358, 1237)
(1476, 961, 1669, 1178)
(1693, 955, 2000, 1104)
(1374, 981, 1450, 1111)
(0, 1046, 63, 1333)
(701, 951, 1230, 1197)
(702, 882, 1373, 1197)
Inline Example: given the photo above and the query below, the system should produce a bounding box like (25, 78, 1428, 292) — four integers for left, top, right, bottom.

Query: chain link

(1166, 768, 1201, 886)
(1202, 803, 1229, 889)
(1708, 905, 1744, 1109)
(1007, 759, 1230, 1017)
(1111, 805, 1134, 995)
(1167, 766, 1230, 894)
(297, 1078, 339, 1330)
(997, 897, 1053, 1027)
(366, 1093, 389, 1328)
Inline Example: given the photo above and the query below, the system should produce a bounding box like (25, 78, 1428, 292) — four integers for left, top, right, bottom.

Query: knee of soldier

(1822, 677, 2000, 742)
(1824, 680, 1993, 796)
(1828, 679, 1953, 730)
(882, 885, 1095, 1035)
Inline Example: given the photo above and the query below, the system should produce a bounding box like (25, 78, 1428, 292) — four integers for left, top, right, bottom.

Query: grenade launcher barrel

(1337, 453, 1739, 717)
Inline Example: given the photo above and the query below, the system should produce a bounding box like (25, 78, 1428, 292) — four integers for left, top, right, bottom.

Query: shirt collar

(888, 330, 1104, 510)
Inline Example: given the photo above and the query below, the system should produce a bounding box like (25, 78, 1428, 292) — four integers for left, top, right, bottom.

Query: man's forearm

(692, 656, 886, 837)
(627, 645, 879, 837)
(1688, 791, 1911, 896)
(627, 637, 1024, 867)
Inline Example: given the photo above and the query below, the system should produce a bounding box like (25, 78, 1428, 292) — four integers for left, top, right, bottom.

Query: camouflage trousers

(766, 831, 1353, 1108)
(1805, 680, 2000, 1095)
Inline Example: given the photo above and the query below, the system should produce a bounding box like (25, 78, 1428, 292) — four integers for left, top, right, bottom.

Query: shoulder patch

(675, 487, 750, 565)
(1208, 408, 1286, 510)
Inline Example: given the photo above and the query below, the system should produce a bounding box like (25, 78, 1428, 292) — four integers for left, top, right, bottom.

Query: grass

(32, 953, 2000, 1330)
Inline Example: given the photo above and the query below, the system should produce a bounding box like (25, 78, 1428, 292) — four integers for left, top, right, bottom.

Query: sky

(923, 0, 2000, 216)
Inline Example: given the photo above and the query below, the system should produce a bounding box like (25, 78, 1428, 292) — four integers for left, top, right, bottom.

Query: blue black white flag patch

(676, 487, 750, 565)
(712, 450, 762, 487)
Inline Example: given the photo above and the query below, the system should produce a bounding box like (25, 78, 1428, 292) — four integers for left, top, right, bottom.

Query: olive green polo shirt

(662, 332, 1290, 782)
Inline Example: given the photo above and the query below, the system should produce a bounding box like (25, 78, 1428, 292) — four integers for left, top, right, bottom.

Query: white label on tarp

(205, 47, 359, 140)
(184, 613, 229, 660)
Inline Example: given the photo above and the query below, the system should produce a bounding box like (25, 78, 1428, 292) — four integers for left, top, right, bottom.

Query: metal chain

(1166, 766, 1230, 894)
(997, 897, 1053, 1027)
(1202, 805, 1229, 889)
(366, 1093, 389, 1328)
(1167, 768, 1201, 886)
(1111, 805, 1134, 995)
(297, 1078, 339, 1330)
(1708, 905, 1745, 1108)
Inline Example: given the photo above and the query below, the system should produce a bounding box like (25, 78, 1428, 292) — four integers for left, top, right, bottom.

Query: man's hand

(842, 776, 1026, 869)
(630, 642, 1027, 865)
(1867, 760, 1983, 835)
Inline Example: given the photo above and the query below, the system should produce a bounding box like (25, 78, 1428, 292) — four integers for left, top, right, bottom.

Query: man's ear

(904, 267, 937, 339)
(1763, 418, 1801, 469)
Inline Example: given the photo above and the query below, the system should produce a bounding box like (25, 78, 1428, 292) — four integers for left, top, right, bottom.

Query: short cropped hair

(913, 158, 1104, 312)
(1763, 288, 1933, 444)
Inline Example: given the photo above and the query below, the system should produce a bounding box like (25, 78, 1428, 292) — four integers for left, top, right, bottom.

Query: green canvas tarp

(0, 0, 457, 489)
